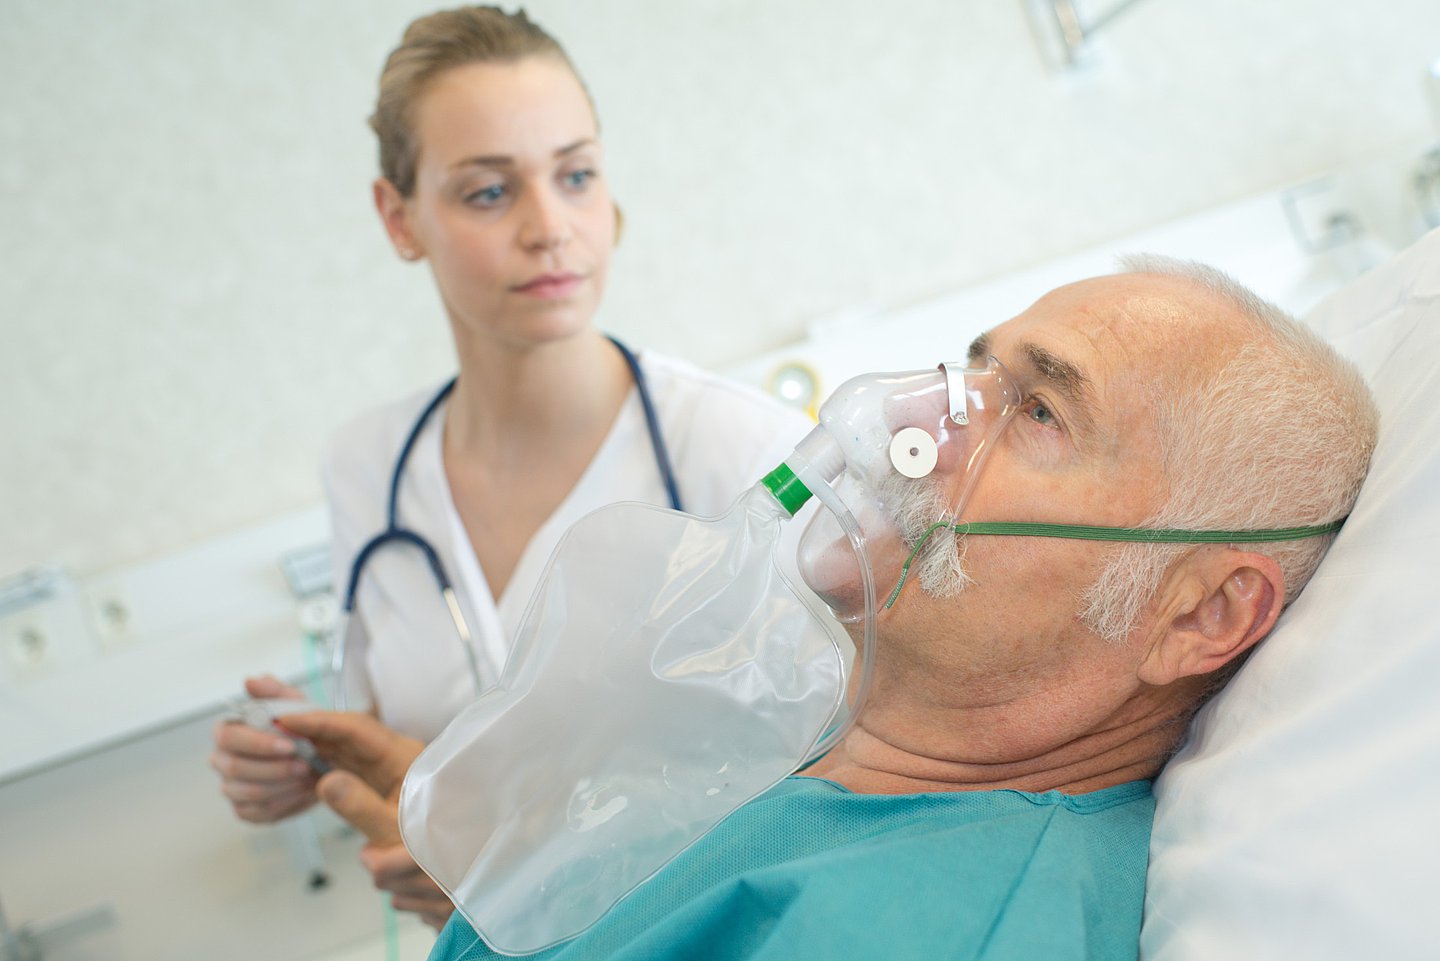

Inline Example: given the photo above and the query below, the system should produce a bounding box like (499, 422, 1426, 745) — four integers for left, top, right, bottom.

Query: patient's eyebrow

(967, 331, 1097, 426)
(1021, 342, 1099, 428)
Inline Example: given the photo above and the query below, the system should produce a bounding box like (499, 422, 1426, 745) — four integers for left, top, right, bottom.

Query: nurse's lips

(512, 272, 583, 299)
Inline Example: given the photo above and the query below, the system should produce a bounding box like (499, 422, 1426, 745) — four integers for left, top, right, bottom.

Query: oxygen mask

(791, 357, 1024, 622)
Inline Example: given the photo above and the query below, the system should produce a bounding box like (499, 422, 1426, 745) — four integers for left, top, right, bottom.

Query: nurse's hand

(279, 712, 453, 930)
(210, 675, 319, 822)
(359, 841, 454, 931)
(277, 710, 422, 800)
(293, 745, 451, 928)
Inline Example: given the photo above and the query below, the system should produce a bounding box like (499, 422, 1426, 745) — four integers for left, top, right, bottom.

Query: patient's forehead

(974, 273, 1239, 461)
(984, 273, 1238, 379)
(1043, 273, 1221, 335)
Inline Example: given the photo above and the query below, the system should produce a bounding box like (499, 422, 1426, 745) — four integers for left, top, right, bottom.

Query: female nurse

(209, 5, 810, 928)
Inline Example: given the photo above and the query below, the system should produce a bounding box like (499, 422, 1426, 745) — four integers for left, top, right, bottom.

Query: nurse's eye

(464, 183, 508, 208)
(560, 167, 597, 192)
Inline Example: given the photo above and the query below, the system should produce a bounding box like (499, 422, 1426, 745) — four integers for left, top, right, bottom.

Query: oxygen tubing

(801, 486, 876, 764)
(766, 426, 879, 766)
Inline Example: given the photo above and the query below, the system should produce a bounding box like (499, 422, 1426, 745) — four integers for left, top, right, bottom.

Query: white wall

(4, 0, 1438, 579)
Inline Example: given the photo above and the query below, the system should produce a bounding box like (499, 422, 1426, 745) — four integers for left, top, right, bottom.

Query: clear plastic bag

(400, 483, 850, 955)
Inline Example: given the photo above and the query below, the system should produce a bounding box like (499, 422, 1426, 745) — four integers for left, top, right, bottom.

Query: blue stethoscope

(334, 335, 683, 705)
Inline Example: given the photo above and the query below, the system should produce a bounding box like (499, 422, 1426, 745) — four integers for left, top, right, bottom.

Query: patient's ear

(1138, 549, 1285, 686)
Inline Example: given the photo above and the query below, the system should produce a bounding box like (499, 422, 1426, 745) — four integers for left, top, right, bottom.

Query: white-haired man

(286, 259, 1378, 961)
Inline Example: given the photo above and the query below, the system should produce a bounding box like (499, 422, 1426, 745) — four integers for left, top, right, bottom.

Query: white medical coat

(322, 350, 814, 742)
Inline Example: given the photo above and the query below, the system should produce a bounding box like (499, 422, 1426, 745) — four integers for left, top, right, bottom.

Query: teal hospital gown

(428, 776, 1154, 961)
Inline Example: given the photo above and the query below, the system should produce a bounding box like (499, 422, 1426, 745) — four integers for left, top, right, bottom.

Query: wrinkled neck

(803, 681, 1195, 795)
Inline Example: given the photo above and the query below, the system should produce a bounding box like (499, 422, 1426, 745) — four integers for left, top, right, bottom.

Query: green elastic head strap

(883, 518, 1347, 609)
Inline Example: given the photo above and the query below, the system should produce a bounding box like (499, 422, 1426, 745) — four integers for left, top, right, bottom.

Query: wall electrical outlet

(4, 619, 50, 671)
(89, 593, 135, 651)
(0, 567, 95, 682)
(83, 571, 137, 652)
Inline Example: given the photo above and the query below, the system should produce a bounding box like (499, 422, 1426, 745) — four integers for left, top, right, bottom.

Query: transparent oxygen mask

(796, 357, 1023, 620)
(398, 357, 1022, 956)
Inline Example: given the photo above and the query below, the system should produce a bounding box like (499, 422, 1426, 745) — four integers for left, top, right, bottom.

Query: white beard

(872, 470, 973, 599)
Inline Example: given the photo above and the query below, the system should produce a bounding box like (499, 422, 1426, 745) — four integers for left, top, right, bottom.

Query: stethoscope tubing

(333, 336, 681, 707)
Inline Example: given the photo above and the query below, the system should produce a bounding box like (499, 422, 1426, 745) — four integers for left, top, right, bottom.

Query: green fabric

(429, 776, 1154, 961)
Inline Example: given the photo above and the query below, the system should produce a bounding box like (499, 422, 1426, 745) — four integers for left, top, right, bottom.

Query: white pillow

(1141, 227, 1440, 959)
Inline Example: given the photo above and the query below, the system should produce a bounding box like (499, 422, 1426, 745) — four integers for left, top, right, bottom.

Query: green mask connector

(761, 463, 814, 517)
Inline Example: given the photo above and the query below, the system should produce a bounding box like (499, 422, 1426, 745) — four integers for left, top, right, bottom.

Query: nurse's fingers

(230, 783, 317, 823)
(211, 719, 317, 824)
(316, 769, 401, 845)
(280, 712, 420, 797)
(391, 896, 452, 932)
(360, 843, 431, 891)
(213, 718, 300, 760)
(361, 844, 453, 929)
(419, 910, 453, 932)
(211, 679, 321, 825)
(210, 748, 312, 786)
(243, 674, 306, 701)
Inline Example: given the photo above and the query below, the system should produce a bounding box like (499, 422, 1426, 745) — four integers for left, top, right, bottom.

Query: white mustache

(871, 469, 972, 599)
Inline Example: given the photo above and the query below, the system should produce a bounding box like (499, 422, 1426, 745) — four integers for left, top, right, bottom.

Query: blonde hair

(370, 6, 588, 197)
(1078, 256, 1379, 643)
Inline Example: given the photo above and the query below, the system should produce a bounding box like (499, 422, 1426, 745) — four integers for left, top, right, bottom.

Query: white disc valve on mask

(888, 427, 939, 479)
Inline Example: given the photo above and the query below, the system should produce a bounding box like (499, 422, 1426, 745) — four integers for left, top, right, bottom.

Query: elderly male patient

(284, 257, 1377, 960)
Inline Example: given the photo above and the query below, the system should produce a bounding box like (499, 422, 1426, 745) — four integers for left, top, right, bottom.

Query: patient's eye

(1010, 396, 1071, 465)
(1024, 397, 1058, 429)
